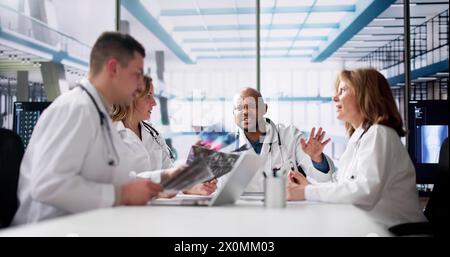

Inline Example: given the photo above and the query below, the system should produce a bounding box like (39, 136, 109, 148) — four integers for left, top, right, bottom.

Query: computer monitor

(408, 100, 449, 184)
(13, 102, 51, 148)
(415, 125, 448, 164)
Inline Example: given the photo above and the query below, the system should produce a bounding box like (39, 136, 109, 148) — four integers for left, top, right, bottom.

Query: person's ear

(105, 58, 119, 77)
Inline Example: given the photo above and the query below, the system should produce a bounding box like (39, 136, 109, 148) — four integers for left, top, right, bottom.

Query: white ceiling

(0, 0, 448, 83)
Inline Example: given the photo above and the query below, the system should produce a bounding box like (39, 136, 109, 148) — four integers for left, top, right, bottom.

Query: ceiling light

(365, 26, 384, 29)
(374, 18, 396, 22)
(391, 3, 417, 7)
(415, 77, 437, 81)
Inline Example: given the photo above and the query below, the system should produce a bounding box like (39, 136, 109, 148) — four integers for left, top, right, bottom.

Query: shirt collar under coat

(236, 118, 279, 150)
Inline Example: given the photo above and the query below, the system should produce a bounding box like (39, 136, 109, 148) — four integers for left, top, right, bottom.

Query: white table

(0, 200, 391, 237)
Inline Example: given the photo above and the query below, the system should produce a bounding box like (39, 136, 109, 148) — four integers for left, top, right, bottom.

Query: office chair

(389, 137, 449, 236)
(0, 128, 25, 228)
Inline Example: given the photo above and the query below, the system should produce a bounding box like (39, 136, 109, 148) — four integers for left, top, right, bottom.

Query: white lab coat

(305, 124, 427, 227)
(12, 79, 140, 225)
(115, 121, 172, 181)
(226, 120, 335, 193)
(140, 122, 174, 170)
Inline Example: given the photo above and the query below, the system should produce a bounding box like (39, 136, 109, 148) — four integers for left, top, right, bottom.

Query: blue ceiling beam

(184, 36, 327, 43)
(174, 23, 339, 32)
(197, 54, 312, 60)
(121, 0, 194, 64)
(191, 46, 318, 52)
(312, 0, 396, 62)
(387, 59, 449, 86)
(161, 5, 356, 16)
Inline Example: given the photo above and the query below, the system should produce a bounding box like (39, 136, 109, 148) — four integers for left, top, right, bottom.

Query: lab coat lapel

(80, 79, 110, 116)
(140, 122, 152, 145)
(336, 127, 365, 180)
(260, 120, 277, 155)
(237, 127, 250, 148)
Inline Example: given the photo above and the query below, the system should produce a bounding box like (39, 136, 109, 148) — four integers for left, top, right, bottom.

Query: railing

(355, 9, 449, 82)
(0, 3, 91, 61)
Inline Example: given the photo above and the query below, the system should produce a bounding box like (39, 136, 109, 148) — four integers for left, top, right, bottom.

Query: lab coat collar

(349, 126, 365, 144)
(115, 120, 142, 142)
(236, 119, 278, 149)
(115, 120, 127, 132)
(80, 78, 111, 115)
(98, 92, 112, 114)
(237, 127, 249, 149)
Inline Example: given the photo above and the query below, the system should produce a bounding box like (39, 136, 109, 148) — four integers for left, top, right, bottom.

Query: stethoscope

(141, 121, 175, 161)
(235, 118, 287, 173)
(78, 85, 120, 166)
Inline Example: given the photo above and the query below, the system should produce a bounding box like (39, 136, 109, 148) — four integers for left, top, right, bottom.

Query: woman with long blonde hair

(112, 75, 217, 196)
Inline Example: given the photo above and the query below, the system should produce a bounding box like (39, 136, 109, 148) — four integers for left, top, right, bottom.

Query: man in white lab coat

(13, 32, 169, 225)
(230, 87, 335, 193)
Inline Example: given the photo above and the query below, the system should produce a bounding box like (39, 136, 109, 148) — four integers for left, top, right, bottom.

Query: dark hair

(335, 68, 406, 137)
(89, 32, 145, 76)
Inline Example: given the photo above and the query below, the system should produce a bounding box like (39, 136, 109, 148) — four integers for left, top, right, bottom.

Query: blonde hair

(335, 68, 406, 137)
(111, 75, 152, 122)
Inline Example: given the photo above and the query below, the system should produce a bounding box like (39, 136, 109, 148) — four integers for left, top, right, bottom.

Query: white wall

(51, 0, 115, 46)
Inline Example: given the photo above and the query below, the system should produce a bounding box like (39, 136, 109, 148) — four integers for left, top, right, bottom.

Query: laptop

(150, 152, 264, 206)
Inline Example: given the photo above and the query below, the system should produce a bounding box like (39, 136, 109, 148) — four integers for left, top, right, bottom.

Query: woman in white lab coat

(111, 75, 217, 195)
(287, 68, 427, 227)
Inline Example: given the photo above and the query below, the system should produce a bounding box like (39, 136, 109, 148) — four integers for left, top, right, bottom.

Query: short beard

(243, 119, 265, 134)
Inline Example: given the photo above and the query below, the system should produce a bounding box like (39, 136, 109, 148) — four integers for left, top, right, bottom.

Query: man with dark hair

(89, 32, 145, 77)
(12, 32, 173, 225)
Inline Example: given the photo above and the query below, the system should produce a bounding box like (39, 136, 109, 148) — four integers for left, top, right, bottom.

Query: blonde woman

(112, 75, 217, 195)
(287, 68, 427, 227)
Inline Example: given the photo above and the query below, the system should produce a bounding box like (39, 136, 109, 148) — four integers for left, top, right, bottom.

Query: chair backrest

(424, 137, 449, 236)
(0, 128, 25, 228)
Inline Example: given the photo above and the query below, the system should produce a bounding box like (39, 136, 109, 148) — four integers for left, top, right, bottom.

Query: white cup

(264, 175, 287, 208)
